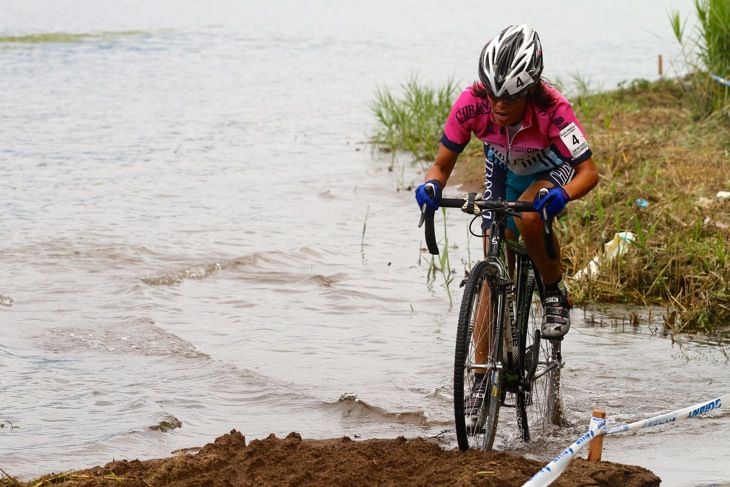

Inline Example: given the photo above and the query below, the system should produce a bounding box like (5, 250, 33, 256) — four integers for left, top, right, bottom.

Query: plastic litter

(573, 232, 636, 280)
(635, 198, 649, 208)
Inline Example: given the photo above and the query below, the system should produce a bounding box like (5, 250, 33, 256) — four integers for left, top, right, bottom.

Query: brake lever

(537, 188, 550, 220)
(418, 204, 427, 228)
(418, 184, 436, 228)
(537, 188, 558, 260)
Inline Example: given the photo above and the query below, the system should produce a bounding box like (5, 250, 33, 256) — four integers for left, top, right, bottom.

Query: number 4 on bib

(559, 122, 589, 158)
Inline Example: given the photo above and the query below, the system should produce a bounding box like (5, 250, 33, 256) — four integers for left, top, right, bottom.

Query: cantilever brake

(460, 192, 481, 215)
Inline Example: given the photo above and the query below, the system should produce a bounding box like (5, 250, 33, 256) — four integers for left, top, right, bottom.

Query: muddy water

(2, 0, 728, 485)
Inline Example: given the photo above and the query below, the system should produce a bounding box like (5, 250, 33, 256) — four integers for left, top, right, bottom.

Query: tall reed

(670, 0, 730, 116)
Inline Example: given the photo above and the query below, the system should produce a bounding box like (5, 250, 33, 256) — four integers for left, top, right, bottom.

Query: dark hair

(470, 78, 557, 108)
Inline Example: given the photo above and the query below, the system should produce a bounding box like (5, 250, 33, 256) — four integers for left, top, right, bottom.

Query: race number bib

(559, 122, 590, 158)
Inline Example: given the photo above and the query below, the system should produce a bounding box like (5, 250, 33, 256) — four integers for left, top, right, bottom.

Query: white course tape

(711, 74, 730, 88)
(522, 393, 729, 487)
(522, 415, 606, 487)
(605, 393, 730, 435)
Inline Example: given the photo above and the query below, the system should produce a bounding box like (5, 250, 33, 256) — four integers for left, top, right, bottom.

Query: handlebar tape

(424, 212, 439, 255)
(537, 188, 558, 261)
(543, 217, 557, 260)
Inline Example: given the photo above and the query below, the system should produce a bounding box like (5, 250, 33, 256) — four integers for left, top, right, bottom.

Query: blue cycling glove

(534, 187, 570, 219)
(415, 179, 442, 213)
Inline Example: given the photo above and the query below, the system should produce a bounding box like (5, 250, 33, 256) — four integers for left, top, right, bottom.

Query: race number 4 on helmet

(478, 24, 544, 100)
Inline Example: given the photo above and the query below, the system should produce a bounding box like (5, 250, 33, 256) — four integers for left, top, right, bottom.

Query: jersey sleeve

(547, 100, 593, 166)
(439, 88, 480, 154)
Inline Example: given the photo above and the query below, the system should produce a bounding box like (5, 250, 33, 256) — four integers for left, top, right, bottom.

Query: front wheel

(454, 261, 504, 451)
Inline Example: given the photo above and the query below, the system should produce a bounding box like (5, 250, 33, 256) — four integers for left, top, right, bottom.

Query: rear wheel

(520, 286, 564, 434)
(514, 269, 537, 442)
(454, 261, 504, 451)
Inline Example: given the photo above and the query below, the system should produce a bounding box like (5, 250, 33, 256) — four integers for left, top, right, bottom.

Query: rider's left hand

(534, 187, 570, 219)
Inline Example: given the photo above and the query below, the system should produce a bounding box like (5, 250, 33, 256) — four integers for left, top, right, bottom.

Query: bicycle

(420, 190, 565, 451)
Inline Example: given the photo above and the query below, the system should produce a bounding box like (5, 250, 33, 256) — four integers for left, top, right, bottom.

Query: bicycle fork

(479, 257, 513, 404)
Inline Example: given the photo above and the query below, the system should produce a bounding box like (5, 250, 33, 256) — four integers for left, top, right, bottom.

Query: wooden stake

(588, 410, 606, 462)
(658, 54, 663, 77)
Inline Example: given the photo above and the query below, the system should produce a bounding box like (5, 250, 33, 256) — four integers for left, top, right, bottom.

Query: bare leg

(473, 281, 492, 373)
(514, 182, 562, 285)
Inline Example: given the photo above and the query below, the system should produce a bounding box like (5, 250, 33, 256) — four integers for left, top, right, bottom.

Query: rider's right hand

(415, 179, 442, 213)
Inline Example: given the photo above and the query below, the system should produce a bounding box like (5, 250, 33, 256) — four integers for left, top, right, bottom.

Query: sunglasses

(486, 89, 528, 105)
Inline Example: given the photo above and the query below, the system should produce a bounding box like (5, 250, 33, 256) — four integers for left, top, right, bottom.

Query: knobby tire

(514, 267, 536, 442)
(518, 271, 564, 434)
(454, 260, 503, 451)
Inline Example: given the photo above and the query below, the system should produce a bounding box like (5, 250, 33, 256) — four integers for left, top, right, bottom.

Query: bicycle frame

(422, 191, 564, 450)
(483, 213, 539, 400)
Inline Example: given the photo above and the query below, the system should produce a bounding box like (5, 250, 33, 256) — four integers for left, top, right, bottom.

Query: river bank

(3, 430, 661, 486)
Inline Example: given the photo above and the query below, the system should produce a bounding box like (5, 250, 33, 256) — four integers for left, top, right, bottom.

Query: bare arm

(563, 157, 598, 200)
(423, 144, 460, 187)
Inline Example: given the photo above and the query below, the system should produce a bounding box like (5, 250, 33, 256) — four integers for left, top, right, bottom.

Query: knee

(517, 212, 542, 237)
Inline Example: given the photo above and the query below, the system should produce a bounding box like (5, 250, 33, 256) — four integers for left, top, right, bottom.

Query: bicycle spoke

(454, 261, 503, 451)
(522, 299, 565, 432)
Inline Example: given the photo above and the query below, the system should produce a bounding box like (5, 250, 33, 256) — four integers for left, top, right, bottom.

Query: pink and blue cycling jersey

(441, 83, 592, 176)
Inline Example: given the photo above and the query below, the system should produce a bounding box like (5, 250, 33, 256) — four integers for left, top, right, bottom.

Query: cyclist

(416, 25, 598, 339)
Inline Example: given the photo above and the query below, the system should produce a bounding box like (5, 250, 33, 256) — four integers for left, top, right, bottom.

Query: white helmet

(478, 25, 543, 98)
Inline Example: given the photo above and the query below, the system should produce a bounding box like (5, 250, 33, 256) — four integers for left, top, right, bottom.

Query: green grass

(560, 78, 729, 334)
(670, 0, 730, 117)
(425, 208, 456, 307)
(370, 75, 459, 162)
(0, 31, 148, 44)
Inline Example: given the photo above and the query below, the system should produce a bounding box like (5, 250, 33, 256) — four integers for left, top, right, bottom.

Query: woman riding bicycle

(416, 24, 598, 340)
